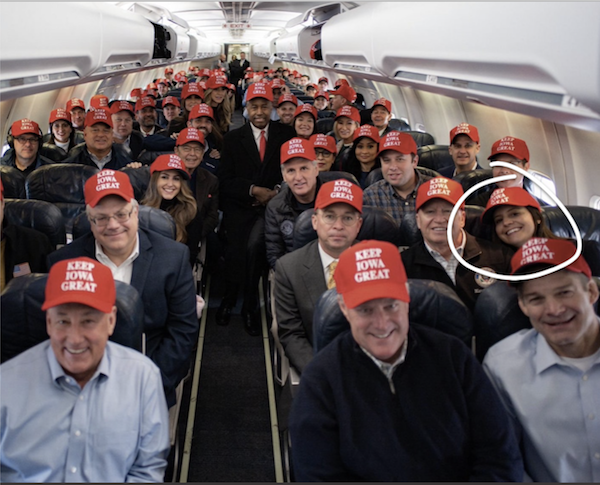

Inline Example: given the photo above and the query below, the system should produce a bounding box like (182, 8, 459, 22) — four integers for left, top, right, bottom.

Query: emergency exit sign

(223, 23, 252, 29)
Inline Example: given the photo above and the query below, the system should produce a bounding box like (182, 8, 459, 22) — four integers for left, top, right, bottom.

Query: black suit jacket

(217, 121, 296, 221)
(274, 240, 327, 374)
(47, 228, 198, 407)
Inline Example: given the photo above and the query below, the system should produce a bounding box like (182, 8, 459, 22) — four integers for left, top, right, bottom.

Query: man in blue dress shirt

(0, 257, 170, 482)
(484, 237, 600, 482)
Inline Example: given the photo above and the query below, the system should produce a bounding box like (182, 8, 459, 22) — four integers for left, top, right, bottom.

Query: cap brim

(342, 282, 409, 309)
(42, 292, 114, 313)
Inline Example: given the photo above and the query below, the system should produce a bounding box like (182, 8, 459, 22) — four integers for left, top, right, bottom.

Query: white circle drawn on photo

(447, 161, 583, 282)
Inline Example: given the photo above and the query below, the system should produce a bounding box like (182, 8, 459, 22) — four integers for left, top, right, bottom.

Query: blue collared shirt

(1, 341, 170, 482)
(483, 328, 600, 482)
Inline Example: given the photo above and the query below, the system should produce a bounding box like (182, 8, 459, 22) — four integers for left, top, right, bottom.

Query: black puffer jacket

(265, 178, 323, 269)
(65, 143, 132, 170)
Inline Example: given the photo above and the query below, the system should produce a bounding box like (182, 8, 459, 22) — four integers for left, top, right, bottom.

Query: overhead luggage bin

(0, 3, 154, 100)
(188, 32, 221, 60)
(253, 38, 277, 60)
(322, 2, 600, 131)
(158, 21, 191, 61)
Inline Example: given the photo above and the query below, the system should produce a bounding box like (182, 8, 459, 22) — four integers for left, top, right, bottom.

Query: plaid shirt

(363, 170, 434, 226)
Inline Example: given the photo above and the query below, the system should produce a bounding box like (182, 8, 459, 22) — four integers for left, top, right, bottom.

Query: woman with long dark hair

(343, 124, 381, 188)
(204, 74, 232, 138)
(332, 105, 360, 172)
(45, 108, 84, 154)
(293, 104, 317, 140)
(142, 154, 203, 266)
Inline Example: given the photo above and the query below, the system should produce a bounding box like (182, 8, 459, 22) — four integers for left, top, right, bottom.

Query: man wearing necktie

(274, 180, 364, 374)
(216, 82, 295, 335)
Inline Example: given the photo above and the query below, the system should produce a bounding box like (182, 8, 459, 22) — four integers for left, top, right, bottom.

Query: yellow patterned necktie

(327, 260, 338, 290)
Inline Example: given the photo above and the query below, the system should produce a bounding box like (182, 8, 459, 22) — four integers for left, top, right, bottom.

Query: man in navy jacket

(47, 169, 198, 407)
(289, 240, 523, 481)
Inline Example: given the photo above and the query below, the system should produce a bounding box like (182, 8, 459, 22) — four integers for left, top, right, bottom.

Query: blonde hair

(204, 88, 232, 138)
(141, 172, 197, 243)
(333, 118, 359, 144)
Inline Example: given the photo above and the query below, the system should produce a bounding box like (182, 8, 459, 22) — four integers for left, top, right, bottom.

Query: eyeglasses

(15, 137, 39, 145)
(315, 149, 333, 159)
(89, 209, 134, 227)
(319, 212, 360, 226)
(179, 144, 203, 154)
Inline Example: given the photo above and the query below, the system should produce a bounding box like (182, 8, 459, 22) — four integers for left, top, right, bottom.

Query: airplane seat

(25, 163, 99, 233)
(542, 205, 600, 243)
(292, 206, 401, 251)
(120, 165, 151, 202)
(472, 281, 531, 362)
(67, 142, 86, 158)
(365, 167, 383, 187)
(317, 170, 359, 186)
(317, 110, 336, 120)
(1, 274, 145, 364)
(40, 143, 68, 162)
(453, 169, 494, 205)
(417, 144, 454, 172)
(71, 204, 176, 241)
(3, 198, 67, 248)
(355, 93, 367, 110)
(388, 118, 411, 131)
(296, 95, 314, 104)
(464, 205, 493, 241)
(137, 149, 171, 166)
(313, 278, 474, 353)
(405, 130, 435, 147)
(0, 166, 27, 199)
(315, 118, 335, 135)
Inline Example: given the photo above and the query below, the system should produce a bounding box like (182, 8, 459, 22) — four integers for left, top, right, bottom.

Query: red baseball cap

(510, 237, 591, 281)
(378, 131, 418, 156)
(481, 187, 542, 224)
(66, 98, 85, 112)
(270, 78, 285, 90)
(246, 67, 254, 72)
(335, 106, 360, 124)
(176, 127, 206, 147)
(129, 88, 142, 99)
(489, 136, 530, 163)
(84, 108, 113, 129)
(157, 78, 169, 86)
(135, 96, 156, 112)
(310, 133, 336, 154)
(42, 257, 116, 313)
(318, 77, 329, 84)
(314, 179, 363, 213)
(110, 101, 134, 116)
(175, 74, 188, 84)
(294, 103, 318, 120)
(181, 83, 204, 100)
(146, 82, 158, 90)
(206, 75, 228, 90)
(165, 67, 174, 74)
(162, 96, 181, 108)
(198, 68, 211, 78)
(49, 109, 71, 125)
(89, 94, 109, 110)
(280, 138, 316, 165)
(353, 124, 381, 143)
(189, 103, 214, 121)
(150, 154, 190, 180)
(450, 123, 480, 144)
(84, 169, 134, 208)
(177, 70, 187, 77)
(332, 85, 357, 103)
(277, 93, 298, 107)
(334, 79, 350, 88)
(335, 240, 410, 308)
(247, 83, 274, 103)
(373, 98, 392, 113)
(11, 119, 41, 137)
(226, 83, 236, 92)
(415, 177, 465, 211)
(314, 90, 330, 101)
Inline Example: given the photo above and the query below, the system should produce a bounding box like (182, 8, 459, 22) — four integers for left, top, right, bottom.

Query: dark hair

(343, 136, 381, 183)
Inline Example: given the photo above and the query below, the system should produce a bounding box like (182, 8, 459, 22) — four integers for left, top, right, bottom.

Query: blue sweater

(289, 325, 523, 481)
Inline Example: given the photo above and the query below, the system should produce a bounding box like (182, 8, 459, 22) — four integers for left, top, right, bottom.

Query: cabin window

(527, 170, 557, 206)
(590, 196, 600, 210)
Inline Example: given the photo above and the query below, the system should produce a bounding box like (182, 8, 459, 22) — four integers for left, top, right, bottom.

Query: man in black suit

(47, 170, 198, 407)
(230, 52, 251, 109)
(216, 82, 295, 335)
(274, 180, 363, 373)
(110, 100, 144, 160)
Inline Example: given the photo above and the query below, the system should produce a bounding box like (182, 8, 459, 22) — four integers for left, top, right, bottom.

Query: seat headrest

(388, 118, 411, 132)
(464, 205, 493, 241)
(3, 199, 66, 247)
(405, 131, 435, 147)
(543, 205, 600, 243)
(417, 144, 454, 171)
(313, 279, 474, 353)
(318, 170, 358, 186)
(315, 118, 335, 135)
(120, 165, 151, 202)
(453, 169, 494, 204)
(1, 273, 144, 363)
(25, 163, 99, 203)
(40, 143, 68, 162)
(71, 204, 176, 241)
(0, 165, 27, 199)
(365, 168, 383, 187)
